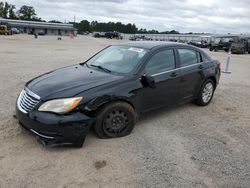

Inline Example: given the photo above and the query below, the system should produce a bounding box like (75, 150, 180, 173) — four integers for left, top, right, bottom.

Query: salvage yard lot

(0, 35, 250, 188)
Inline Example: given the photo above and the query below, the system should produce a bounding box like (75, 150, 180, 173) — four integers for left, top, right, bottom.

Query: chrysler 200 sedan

(16, 42, 221, 147)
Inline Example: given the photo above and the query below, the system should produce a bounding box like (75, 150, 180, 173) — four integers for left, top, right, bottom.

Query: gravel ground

(0, 35, 249, 188)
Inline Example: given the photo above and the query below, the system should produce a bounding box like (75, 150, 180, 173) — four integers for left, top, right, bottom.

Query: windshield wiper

(90, 64, 111, 73)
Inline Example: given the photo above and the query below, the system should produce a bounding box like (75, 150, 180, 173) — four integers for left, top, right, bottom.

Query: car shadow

(137, 102, 194, 124)
(45, 102, 197, 150)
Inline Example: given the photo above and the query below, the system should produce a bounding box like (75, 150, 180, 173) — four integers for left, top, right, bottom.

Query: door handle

(170, 72, 178, 77)
(199, 64, 203, 69)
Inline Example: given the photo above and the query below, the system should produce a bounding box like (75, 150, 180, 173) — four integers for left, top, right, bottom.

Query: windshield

(214, 38, 221, 43)
(86, 46, 148, 74)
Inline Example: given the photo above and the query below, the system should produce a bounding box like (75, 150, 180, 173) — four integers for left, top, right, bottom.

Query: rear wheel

(195, 79, 215, 106)
(94, 102, 136, 139)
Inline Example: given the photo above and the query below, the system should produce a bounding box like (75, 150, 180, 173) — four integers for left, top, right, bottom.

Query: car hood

(26, 64, 123, 99)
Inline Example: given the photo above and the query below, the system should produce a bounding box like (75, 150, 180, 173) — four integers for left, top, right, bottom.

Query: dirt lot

(0, 35, 249, 188)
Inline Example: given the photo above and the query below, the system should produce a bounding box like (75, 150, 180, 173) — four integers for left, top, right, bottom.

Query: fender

(194, 75, 217, 99)
(83, 94, 135, 112)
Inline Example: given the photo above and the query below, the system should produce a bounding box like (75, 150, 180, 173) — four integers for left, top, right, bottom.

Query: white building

(0, 18, 77, 35)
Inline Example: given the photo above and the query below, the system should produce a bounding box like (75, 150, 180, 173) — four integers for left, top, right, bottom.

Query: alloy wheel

(202, 82, 214, 104)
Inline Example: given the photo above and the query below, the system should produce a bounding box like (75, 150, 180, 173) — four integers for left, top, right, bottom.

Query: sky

(6, 0, 250, 34)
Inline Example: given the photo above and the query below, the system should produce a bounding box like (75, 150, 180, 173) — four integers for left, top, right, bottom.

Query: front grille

(17, 88, 40, 113)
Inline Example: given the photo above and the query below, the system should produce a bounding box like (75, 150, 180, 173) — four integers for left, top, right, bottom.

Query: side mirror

(140, 74, 155, 88)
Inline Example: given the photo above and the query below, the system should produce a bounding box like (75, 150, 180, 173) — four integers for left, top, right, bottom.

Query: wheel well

(93, 99, 136, 116)
(207, 76, 216, 88)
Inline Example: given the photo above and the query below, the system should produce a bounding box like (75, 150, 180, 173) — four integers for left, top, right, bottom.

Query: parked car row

(128, 34, 250, 54)
(129, 35, 191, 45)
(129, 35, 177, 41)
(209, 36, 250, 54)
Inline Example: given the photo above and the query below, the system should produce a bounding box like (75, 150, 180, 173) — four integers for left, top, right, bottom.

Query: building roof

(0, 18, 76, 30)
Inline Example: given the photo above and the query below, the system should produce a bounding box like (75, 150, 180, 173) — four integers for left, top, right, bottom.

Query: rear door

(176, 48, 204, 101)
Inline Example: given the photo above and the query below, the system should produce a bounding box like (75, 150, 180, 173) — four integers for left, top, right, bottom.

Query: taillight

(216, 61, 221, 69)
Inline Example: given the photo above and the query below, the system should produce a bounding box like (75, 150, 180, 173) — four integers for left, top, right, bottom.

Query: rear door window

(177, 49, 198, 67)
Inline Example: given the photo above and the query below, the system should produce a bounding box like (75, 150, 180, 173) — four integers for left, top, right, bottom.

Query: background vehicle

(38, 31, 45, 35)
(0, 25, 12, 35)
(105, 31, 123, 39)
(16, 42, 220, 147)
(188, 40, 202, 47)
(93, 32, 106, 38)
(28, 30, 35, 35)
(11, 28, 20, 34)
(82, 31, 90, 35)
(231, 37, 248, 54)
(245, 37, 250, 53)
(200, 36, 213, 48)
(129, 35, 152, 41)
(129, 35, 145, 41)
(209, 36, 236, 52)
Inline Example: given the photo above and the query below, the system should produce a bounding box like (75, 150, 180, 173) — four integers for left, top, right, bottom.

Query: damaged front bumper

(16, 106, 95, 147)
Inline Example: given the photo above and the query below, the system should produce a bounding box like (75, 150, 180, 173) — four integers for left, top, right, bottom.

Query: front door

(137, 48, 182, 113)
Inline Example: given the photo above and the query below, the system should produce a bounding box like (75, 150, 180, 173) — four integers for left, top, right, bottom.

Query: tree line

(0, 1, 43, 21)
(72, 20, 138, 34)
(72, 20, 179, 34)
(0, 1, 180, 34)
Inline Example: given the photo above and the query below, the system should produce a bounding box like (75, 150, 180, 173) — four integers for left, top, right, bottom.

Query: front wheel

(94, 102, 136, 139)
(195, 79, 215, 106)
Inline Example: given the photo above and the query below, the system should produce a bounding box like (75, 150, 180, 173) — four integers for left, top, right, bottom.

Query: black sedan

(16, 42, 221, 147)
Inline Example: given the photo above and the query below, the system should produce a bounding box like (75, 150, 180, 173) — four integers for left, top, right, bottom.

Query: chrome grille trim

(30, 129, 55, 139)
(17, 88, 40, 114)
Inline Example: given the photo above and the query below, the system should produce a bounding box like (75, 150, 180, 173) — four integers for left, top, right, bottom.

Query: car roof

(118, 41, 191, 49)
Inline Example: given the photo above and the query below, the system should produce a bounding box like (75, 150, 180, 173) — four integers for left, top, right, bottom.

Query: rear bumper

(216, 69, 221, 86)
(16, 106, 95, 146)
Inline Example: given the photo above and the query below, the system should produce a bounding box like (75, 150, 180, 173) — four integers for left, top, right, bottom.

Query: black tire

(195, 79, 215, 106)
(94, 102, 136, 139)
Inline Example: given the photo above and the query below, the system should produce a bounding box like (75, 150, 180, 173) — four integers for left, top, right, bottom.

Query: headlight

(38, 97, 82, 114)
